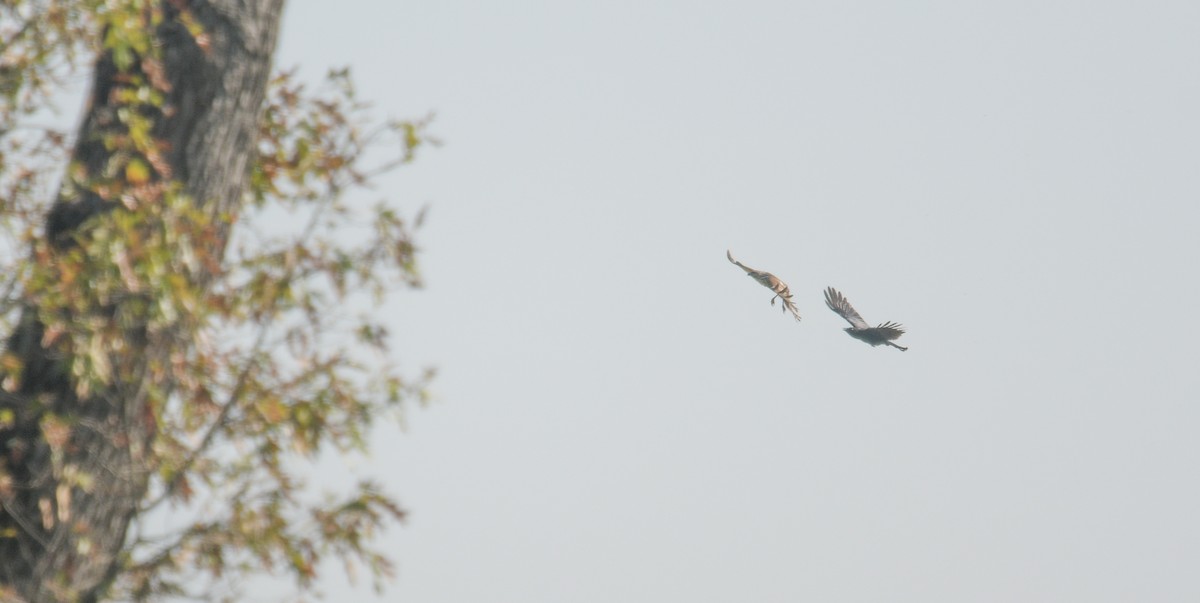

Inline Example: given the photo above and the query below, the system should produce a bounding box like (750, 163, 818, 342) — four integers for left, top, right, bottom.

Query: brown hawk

(824, 287, 908, 351)
(727, 250, 802, 322)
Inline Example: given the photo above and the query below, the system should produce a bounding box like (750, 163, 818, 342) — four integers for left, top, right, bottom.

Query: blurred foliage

(0, 1, 433, 600)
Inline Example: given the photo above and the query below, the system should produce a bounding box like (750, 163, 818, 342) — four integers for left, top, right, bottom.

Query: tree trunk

(0, 1, 284, 600)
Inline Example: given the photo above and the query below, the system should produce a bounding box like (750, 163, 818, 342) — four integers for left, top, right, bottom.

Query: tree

(0, 2, 431, 600)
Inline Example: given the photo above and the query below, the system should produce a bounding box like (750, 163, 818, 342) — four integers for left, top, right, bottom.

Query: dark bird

(727, 250, 802, 321)
(824, 287, 908, 351)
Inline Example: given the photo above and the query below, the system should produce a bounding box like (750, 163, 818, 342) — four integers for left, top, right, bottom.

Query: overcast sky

(276, 1, 1199, 601)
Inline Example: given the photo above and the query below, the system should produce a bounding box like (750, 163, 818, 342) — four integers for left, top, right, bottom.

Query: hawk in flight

(824, 287, 908, 351)
(727, 250, 802, 322)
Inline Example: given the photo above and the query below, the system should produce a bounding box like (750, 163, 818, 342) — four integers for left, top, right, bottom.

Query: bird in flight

(727, 250, 802, 321)
(823, 287, 908, 351)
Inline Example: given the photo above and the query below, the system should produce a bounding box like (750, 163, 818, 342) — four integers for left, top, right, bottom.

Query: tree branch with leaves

(0, 2, 432, 601)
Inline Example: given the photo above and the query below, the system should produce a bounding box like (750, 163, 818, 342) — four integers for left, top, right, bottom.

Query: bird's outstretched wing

(864, 321, 906, 341)
(727, 249, 754, 274)
(727, 249, 778, 291)
(824, 287, 870, 330)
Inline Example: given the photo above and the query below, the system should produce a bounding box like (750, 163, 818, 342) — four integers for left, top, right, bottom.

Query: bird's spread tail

(778, 295, 802, 322)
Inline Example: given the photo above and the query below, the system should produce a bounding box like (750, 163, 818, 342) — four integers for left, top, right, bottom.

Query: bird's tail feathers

(779, 296, 802, 322)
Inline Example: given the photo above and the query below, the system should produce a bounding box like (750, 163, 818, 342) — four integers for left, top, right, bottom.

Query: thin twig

(138, 325, 269, 514)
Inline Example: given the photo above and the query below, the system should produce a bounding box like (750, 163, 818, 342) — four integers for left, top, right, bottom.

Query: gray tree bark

(0, 1, 284, 600)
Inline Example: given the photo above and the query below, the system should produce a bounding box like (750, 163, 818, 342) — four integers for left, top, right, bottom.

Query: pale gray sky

(278, 1, 1200, 601)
